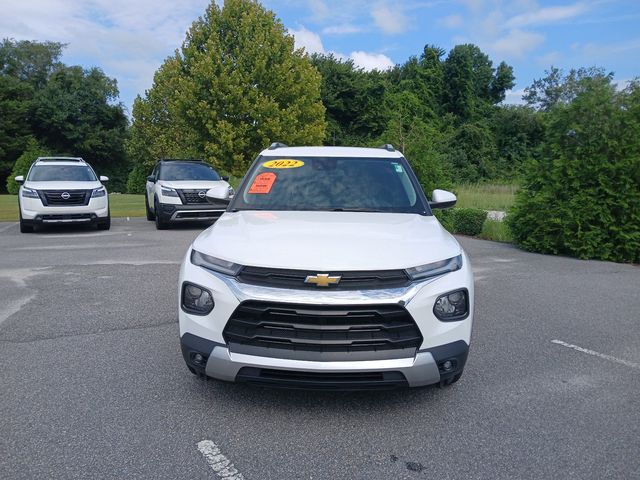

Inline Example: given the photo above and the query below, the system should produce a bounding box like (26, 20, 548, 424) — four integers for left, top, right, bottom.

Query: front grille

(223, 301, 422, 359)
(237, 266, 410, 290)
(178, 189, 209, 204)
(39, 190, 91, 206)
(236, 367, 408, 390)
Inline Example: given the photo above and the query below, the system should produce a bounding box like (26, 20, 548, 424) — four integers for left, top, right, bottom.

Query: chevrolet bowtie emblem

(304, 273, 342, 287)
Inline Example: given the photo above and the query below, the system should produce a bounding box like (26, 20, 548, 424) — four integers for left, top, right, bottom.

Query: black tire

(18, 206, 33, 233)
(97, 215, 111, 230)
(155, 197, 169, 230)
(19, 218, 33, 233)
(145, 195, 155, 221)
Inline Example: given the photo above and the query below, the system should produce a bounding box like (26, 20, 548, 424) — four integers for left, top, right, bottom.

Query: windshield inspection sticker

(392, 163, 404, 173)
(248, 172, 277, 194)
(263, 159, 304, 169)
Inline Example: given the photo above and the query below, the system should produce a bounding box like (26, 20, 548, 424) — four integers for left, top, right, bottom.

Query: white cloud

(441, 14, 463, 29)
(506, 3, 589, 28)
(289, 26, 326, 54)
(371, 3, 409, 35)
(502, 88, 527, 105)
(350, 51, 395, 71)
(307, 0, 330, 21)
(0, 0, 209, 112)
(322, 24, 363, 35)
(537, 51, 561, 66)
(491, 29, 545, 58)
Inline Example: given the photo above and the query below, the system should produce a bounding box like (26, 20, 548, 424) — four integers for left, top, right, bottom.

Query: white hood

(24, 181, 101, 190)
(192, 211, 461, 271)
(158, 180, 229, 190)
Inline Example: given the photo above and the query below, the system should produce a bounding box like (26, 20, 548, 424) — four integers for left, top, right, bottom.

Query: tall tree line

(0, 39, 128, 193)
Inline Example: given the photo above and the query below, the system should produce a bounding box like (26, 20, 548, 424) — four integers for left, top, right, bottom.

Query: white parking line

(197, 440, 245, 479)
(552, 339, 640, 370)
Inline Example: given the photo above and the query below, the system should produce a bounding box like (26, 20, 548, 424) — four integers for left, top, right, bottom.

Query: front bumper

(178, 248, 474, 389)
(181, 333, 468, 389)
(20, 196, 109, 222)
(157, 203, 225, 222)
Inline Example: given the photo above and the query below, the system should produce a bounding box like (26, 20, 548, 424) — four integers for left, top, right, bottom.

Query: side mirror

(221, 175, 230, 182)
(99, 176, 109, 182)
(429, 189, 457, 209)
(206, 185, 231, 204)
(146, 175, 156, 183)
(14, 175, 24, 184)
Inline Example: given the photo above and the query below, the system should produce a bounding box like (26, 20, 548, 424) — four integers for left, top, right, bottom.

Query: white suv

(16, 157, 110, 233)
(178, 144, 473, 390)
(145, 160, 233, 230)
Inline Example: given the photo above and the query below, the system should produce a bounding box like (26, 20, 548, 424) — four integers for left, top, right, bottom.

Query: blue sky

(2, 0, 639, 113)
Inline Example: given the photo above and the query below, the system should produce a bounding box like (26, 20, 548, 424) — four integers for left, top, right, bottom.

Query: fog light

(182, 282, 214, 315)
(194, 353, 204, 365)
(442, 360, 453, 371)
(433, 289, 469, 321)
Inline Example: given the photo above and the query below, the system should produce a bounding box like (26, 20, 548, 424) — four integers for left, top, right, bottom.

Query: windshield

(230, 156, 428, 214)
(159, 162, 221, 181)
(28, 165, 97, 182)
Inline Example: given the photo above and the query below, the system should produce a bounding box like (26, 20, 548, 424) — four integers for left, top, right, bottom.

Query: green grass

(453, 183, 518, 211)
(478, 219, 513, 243)
(0, 194, 146, 221)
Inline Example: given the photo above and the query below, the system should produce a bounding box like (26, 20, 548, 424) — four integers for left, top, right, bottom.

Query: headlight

(406, 255, 462, 281)
(182, 282, 214, 315)
(191, 249, 242, 276)
(91, 186, 106, 198)
(21, 187, 39, 199)
(433, 289, 469, 321)
(160, 186, 179, 197)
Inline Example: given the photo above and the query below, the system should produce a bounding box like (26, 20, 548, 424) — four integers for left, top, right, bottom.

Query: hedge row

(435, 208, 488, 236)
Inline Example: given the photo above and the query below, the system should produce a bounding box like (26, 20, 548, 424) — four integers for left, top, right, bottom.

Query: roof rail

(268, 142, 289, 150)
(36, 157, 85, 162)
(379, 144, 395, 152)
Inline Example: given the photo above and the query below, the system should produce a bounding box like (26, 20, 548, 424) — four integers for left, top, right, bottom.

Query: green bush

(435, 208, 487, 236)
(126, 165, 148, 194)
(6, 138, 50, 194)
(451, 208, 487, 235)
(508, 78, 640, 263)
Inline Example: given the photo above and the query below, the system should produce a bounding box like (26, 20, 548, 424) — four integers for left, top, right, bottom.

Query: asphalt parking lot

(1, 218, 639, 479)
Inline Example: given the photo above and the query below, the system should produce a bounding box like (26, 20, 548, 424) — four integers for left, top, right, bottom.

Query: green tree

(6, 137, 50, 194)
(129, 0, 326, 180)
(442, 44, 514, 121)
(310, 54, 387, 145)
(508, 76, 640, 262)
(0, 39, 65, 190)
(126, 56, 200, 192)
(31, 65, 129, 191)
(523, 66, 613, 111)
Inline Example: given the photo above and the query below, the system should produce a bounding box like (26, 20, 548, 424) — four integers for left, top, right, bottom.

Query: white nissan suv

(178, 144, 474, 390)
(145, 159, 233, 230)
(16, 157, 110, 233)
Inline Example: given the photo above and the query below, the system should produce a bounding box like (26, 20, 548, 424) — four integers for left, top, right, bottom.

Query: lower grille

(223, 301, 422, 359)
(235, 367, 408, 390)
(39, 213, 94, 222)
(39, 190, 91, 206)
(175, 211, 223, 219)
